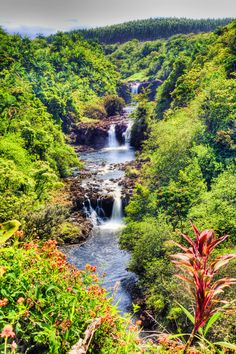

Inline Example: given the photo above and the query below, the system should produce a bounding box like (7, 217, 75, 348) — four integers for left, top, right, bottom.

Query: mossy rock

(57, 221, 81, 243)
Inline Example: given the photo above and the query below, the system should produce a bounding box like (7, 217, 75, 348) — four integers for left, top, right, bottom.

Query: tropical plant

(0, 220, 21, 246)
(171, 224, 236, 352)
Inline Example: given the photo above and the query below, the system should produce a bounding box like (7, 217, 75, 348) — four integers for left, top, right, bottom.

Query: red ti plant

(171, 223, 236, 352)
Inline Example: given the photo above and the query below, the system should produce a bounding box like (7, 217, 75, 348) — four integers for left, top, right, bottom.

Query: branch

(68, 318, 102, 354)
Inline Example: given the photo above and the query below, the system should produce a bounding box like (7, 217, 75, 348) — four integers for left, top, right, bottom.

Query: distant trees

(77, 17, 233, 44)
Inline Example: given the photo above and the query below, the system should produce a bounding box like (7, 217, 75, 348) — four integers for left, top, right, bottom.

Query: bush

(0, 240, 142, 353)
(23, 205, 69, 240)
(103, 95, 125, 117)
(83, 102, 107, 120)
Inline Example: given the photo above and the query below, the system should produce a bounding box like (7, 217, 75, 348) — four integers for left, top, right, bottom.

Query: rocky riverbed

(63, 113, 139, 244)
(61, 111, 140, 313)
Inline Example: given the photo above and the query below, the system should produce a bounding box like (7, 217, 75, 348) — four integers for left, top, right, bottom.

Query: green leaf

(0, 220, 21, 246)
(168, 333, 190, 341)
(204, 312, 222, 336)
(178, 303, 203, 335)
(45, 285, 58, 296)
(214, 342, 236, 351)
(178, 303, 194, 324)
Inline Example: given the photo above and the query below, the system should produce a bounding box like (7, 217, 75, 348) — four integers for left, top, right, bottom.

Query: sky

(1, 0, 236, 37)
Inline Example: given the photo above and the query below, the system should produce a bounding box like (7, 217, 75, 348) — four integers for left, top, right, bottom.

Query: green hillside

(76, 17, 233, 44)
(120, 19, 236, 341)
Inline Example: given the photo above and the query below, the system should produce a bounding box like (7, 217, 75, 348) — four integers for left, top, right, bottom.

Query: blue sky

(1, 0, 236, 37)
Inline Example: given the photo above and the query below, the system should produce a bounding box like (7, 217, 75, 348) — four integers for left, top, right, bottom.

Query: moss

(57, 221, 81, 243)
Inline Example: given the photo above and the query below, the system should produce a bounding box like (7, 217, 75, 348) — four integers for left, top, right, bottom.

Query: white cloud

(0, 0, 236, 36)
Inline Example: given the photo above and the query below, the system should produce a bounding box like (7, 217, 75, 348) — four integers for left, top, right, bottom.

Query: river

(61, 106, 138, 314)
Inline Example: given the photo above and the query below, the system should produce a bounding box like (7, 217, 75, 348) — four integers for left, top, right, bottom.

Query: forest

(0, 16, 236, 354)
(120, 19, 236, 345)
(0, 27, 118, 229)
(76, 17, 233, 44)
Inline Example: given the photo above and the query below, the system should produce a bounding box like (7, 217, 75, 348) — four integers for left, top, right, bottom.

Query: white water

(131, 82, 140, 95)
(83, 197, 102, 226)
(108, 124, 119, 148)
(62, 119, 136, 313)
(123, 120, 133, 146)
(111, 187, 123, 221)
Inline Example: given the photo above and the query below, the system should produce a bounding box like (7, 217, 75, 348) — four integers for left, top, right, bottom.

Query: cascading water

(111, 188, 122, 222)
(108, 124, 119, 148)
(83, 197, 101, 226)
(61, 119, 136, 314)
(131, 82, 140, 95)
(95, 198, 105, 218)
(123, 120, 133, 146)
(111, 189, 122, 221)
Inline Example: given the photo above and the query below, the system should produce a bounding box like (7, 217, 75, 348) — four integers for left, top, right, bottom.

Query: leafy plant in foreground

(171, 224, 236, 352)
(0, 220, 21, 246)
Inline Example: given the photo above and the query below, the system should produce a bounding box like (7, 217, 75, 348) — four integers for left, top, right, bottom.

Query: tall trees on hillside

(77, 18, 233, 44)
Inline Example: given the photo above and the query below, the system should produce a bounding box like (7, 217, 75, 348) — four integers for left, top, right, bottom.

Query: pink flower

(16, 297, 25, 304)
(11, 341, 17, 350)
(0, 298, 8, 307)
(0, 324, 15, 338)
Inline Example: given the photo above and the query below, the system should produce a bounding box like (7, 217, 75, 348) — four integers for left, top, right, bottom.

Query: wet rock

(73, 124, 109, 148)
(115, 122, 128, 144)
(63, 212, 93, 244)
(100, 195, 114, 218)
(70, 116, 129, 148)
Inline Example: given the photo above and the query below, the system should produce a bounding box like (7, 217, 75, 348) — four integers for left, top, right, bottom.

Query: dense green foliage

(0, 28, 119, 130)
(0, 27, 119, 228)
(106, 31, 216, 84)
(103, 95, 125, 117)
(0, 239, 143, 353)
(77, 17, 233, 44)
(120, 20, 236, 340)
(1, 16, 236, 353)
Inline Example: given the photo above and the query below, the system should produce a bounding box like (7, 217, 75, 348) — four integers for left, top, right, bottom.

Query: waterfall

(111, 188, 123, 222)
(108, 124, 119, 148)
(95, 198, 105, 218)
(131, 82, 140, 95)
(83, 197, 102, 226)
(124, 121, 132, 146)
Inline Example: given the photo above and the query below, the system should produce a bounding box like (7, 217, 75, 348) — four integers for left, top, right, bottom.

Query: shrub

(0, 240, 142, 353)
(103, 95, 125, 117)
(23, 205, 69, 240)
(83, 102, 107, 120)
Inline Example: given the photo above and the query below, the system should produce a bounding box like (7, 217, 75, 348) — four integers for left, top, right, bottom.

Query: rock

(99, 195, 114, 218)
(70, 116, 129, 148)
(73, 124, 109, 148)
(115, 122, 128, 144)
(64, 212, 93, 244)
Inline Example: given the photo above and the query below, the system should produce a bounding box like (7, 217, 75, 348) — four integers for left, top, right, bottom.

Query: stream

(61, 102, 139, 314)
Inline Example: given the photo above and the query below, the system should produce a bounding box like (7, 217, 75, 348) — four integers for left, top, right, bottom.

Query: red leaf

(181, 233, 195, 248)
(191, 222, 201, 237)
(208, 234, 229, 252)
(212, 254, 236, 272)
